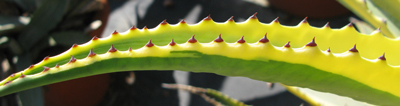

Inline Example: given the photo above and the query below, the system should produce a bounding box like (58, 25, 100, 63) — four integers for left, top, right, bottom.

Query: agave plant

(1, 0, 400, 105)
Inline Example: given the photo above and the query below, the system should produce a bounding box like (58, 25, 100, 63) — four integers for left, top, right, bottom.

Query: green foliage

(2, 0, 400, 106)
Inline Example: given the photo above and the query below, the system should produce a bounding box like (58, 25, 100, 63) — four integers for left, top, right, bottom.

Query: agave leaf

(17, 0, 69, 51)
(350, 17, 376, 34)
(2, 15, 400, 105)
(337, 0, 395, 38)
(15, 54, 44, 106)
(285, 85, 372, 106)
(366, 0, 400, 38)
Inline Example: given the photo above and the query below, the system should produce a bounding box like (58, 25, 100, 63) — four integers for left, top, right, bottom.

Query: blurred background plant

(0, 0, 392, 106)
(0, 0, 109, 106)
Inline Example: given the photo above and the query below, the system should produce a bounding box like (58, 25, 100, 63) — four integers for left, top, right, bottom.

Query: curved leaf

(0, 16, 399, 105)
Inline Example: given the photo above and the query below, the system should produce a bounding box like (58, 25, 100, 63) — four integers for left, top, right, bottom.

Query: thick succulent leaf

(17, 0, 69, 51)
(350, 17, 376, 34)
(0, 16, 399, 105)
(282, 17, 376, 106)
(365, 0, 400, 39)
(337, 0, 395, 38)
(284, 84, 372, 106)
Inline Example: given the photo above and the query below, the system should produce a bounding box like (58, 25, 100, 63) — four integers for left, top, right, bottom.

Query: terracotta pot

(269, 0, 350, 18)
(43, 74, 110, 106)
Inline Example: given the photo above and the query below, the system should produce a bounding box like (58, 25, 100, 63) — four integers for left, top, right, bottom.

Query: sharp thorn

(306, 37, 317, 47)
(379, 53, 386, 60)
(324, 22, 330, 28)
(188, 35, 197, 43)
(130, 26, 137, 30)
(88, 49, 96, 57)
(72, 43, 78, 48)
(259, 33, 269, 43)
(4, 81, 11, 85)
(180, 19, 186, 24)
(227, 16, 234, 22)
(112, 30, 118, 35)
(108, 45, 117, 53)
(128, 47, 133, 52)
(43, 56, 50, 61)
(146, 39, 154, 47)
(301, 17, 308, 23)
(214, 34, 224, 42)
(237, 36, 245, 43)
(347, 22, 354, 27)
(284, 41, 291, 48)
(10, 73, 15, 77)
(349, 44, 358, 52)
(272, 17, 279, 23)
(42, 66, 50, 72)
(203, 14, 212, 20)
(20, 73, 25, 78)
(69, 55, 77, 63)
(250, 12, 258, 19)
(91, 36, 99, 40)
(169, 39, 176, 46)
(28, 65, 34, 69)
(160, 19, 168, 25)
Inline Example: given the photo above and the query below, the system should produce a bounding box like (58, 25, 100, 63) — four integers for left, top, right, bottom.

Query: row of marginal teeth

(103, 34, 385, 59)
(4, 34, 387, 85)
(110, 12, 348, 31)
(0, 12, 383, 87)
(84, 34, 387, 63)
